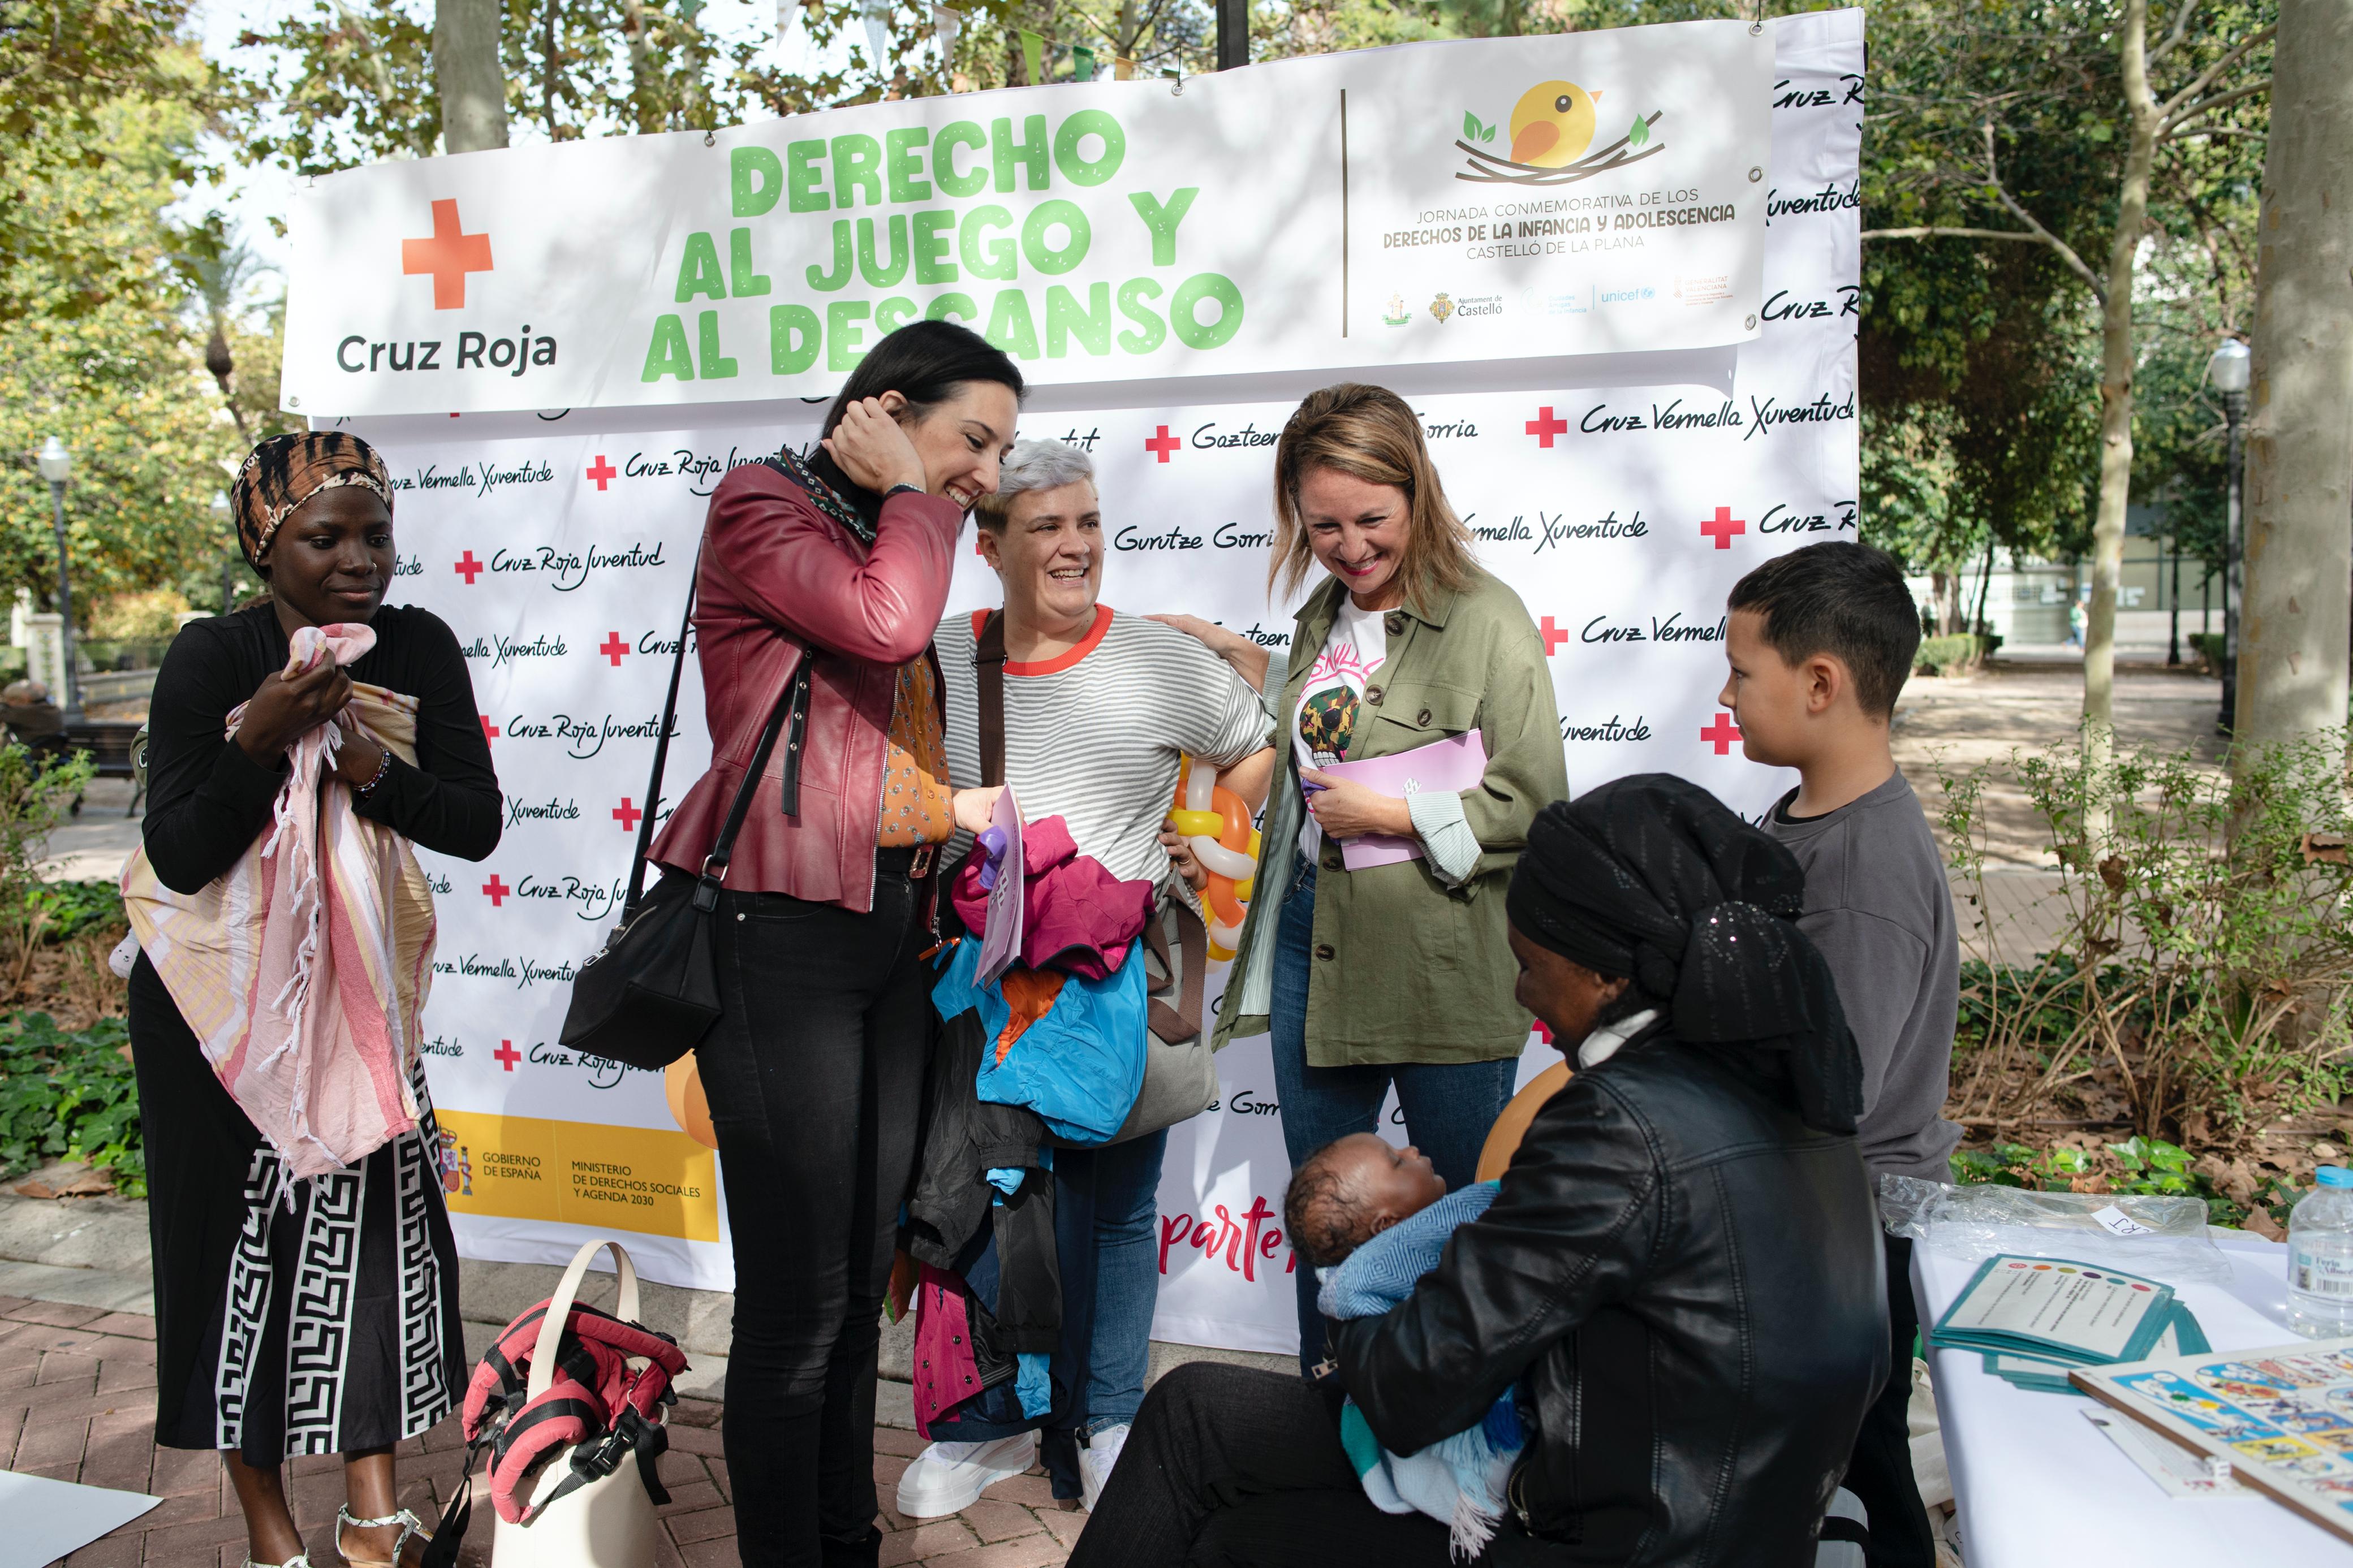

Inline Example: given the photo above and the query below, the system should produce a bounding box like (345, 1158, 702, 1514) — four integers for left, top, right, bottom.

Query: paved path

(2, 1296, 1081, 1568)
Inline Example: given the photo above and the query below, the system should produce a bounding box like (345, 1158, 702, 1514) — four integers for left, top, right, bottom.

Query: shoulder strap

(622, 554, 701, 914)
(975, 610, 1007, 788)
(1146, 898, 1209, 1044)
(694, 665, 800, 911)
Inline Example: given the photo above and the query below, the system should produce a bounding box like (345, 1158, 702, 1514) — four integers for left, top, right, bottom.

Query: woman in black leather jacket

(1069, 775, 1888, 1567)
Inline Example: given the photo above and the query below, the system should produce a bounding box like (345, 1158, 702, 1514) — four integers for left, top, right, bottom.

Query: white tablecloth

(1916, 1231, 2353, 1566)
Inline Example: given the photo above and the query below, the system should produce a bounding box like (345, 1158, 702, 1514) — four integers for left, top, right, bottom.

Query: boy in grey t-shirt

(1719, 542, 1958, 1568)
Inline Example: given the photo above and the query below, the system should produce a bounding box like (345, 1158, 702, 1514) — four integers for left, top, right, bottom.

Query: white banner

(320, 8, 1861, 1349)
(283, 24, 1775, 418)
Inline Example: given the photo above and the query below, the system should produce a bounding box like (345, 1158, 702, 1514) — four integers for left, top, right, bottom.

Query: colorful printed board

(2074, 1338, 2353, 1544)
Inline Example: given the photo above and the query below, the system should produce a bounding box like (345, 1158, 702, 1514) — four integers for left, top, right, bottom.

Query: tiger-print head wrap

(229, 431, 394, 571)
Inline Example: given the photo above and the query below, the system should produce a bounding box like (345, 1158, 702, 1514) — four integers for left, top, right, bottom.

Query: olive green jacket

(1211, 564, 1568, 1066)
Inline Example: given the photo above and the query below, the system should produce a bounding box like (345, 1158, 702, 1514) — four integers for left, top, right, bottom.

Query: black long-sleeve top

(141, 603, 502, 894)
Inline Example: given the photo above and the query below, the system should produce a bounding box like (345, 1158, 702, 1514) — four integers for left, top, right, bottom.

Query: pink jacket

(651, 462, 962, 911)
(949, 815, 1157, 979)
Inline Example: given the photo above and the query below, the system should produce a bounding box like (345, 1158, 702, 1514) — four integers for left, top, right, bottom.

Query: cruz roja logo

(1455, 81, 1665, 187)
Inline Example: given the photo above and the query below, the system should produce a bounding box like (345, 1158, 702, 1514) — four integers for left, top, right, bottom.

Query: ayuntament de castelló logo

(1455, 81, 1666, 187)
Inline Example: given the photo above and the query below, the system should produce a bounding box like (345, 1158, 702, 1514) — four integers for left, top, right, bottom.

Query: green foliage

(0, 0, 214, 324)
(1951, 1141, 2093, 1188)
(0, 745, 96, 974)
(1946, 1133, 2294, 1226)
(2, 63, 243, 618)
(0, 1011, 143, 1195)
(27, 880, 128, 945)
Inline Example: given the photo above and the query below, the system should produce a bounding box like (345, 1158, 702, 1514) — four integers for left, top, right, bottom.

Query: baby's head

(1283, 1133, 1449, 1269)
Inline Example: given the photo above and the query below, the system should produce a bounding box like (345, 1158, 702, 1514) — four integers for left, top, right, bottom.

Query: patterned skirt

(128, 954, 465, 1461)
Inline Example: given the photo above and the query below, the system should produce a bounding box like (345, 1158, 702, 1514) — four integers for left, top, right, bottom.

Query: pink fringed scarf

(122, 623, 438, 1178)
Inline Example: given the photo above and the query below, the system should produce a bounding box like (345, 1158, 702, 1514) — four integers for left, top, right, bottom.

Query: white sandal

(335, 1505, 432, 1568)
(243, 1557, 310, 1568)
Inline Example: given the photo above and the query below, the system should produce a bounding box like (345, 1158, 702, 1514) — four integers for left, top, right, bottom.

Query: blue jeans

(1083, 1127, 1168, 1435)
(1270, 859, 1518, 1371)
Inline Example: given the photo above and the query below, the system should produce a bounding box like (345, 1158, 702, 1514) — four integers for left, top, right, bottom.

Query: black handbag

(557, 561, 809, 1071)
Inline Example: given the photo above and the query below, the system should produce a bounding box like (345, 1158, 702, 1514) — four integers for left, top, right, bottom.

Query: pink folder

(1317, 731, 1489, 870)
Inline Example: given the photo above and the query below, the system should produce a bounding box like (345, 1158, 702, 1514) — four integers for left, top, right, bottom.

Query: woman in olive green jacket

(1161, 383, 1566, 1368)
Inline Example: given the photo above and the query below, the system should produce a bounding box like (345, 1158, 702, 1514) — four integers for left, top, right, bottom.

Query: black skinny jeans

(1070, 1363, 1463, 1568)
(695, 867, 934, 1568)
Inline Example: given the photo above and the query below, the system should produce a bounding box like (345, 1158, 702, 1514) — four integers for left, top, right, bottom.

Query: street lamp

(2208, 338, 2251, 732)
(34, 437, 78, 712)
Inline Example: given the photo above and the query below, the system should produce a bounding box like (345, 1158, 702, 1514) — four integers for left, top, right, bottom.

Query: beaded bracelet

(350, 746, 393, 797)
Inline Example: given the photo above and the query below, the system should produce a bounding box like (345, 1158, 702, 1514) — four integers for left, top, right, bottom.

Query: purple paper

(976, 787, 1025, 983)
(1316, 731, 1489, 870)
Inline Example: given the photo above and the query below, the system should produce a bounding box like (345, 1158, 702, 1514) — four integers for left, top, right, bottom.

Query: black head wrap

(1507, 774, 1865, 1134)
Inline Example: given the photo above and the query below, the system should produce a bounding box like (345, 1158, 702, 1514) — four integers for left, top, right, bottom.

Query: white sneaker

(895, 1432, 1039, 1518)
(1079, 1423, 1130, 1513)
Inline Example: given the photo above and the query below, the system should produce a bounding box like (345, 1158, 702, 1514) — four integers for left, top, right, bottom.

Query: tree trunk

(2083, 0, 2157, 807)
(2235, 0, 2353, 760)
(435, 0, 509, 153)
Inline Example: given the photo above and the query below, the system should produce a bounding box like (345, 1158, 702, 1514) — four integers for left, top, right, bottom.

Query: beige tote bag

(494, 1238, 665, 1568)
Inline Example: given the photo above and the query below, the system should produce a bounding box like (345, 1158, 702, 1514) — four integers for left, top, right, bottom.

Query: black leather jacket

(1331, 1026, 1887, 1566)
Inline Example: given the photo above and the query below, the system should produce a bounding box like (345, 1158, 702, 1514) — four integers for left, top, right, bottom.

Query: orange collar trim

(969, 603, 1114, 676)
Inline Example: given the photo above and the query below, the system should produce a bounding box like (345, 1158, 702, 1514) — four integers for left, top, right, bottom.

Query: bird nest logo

(1455, 81, 1665, 186)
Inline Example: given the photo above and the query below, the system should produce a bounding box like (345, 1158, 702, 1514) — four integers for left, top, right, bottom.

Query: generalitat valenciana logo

(1455, 81, 1666, 187)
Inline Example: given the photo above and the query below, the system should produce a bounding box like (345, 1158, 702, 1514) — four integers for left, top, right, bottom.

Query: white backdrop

(324, 10, 1861, 1351)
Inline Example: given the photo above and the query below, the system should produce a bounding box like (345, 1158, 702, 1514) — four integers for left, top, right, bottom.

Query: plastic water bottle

(2287, 1167, 2353, 1340)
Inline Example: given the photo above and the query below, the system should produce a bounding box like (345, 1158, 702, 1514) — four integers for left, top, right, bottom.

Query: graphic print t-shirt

(1292, 598, 1387, 861)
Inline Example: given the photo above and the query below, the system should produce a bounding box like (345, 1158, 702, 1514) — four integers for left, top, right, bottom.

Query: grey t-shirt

(1764, 769, 1961, 1182)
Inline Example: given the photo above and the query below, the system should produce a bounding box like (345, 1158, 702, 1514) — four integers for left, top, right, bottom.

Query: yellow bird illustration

(1509, 81, 1602, 168)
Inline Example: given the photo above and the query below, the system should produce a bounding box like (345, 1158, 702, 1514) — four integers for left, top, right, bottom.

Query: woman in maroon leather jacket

(649, 321, 1022, 1568)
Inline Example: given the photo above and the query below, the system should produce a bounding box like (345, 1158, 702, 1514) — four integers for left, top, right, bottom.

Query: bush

(0, 744, 94, 984)
(84, 588, 191, 643)
(28, 880, 126, 943)
(0, 1011, 142, 1195)
(1934, 727, 2353, 1148)
(1915, 633, 1987, 676)
(2187, 632, 2225, 672)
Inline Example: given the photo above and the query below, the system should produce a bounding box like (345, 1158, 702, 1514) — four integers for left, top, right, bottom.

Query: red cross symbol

(400, 198, 493, 310)
(1144, 425, 1180, 463)
(1701, 506, 1745, 550)
(479, 715, 499, 743)
(600, 633, 630, 668)
(586, 455, 618, 491)
(454, 551, 483, 585)
(1700, 712, 1743, 755)
(1538, 616, 1569, 657)
(493, 1039, 522, 1072)
(613, 797, 644, 832)
(1525, 407, 1570, 448)
(482, 873, 510, 906)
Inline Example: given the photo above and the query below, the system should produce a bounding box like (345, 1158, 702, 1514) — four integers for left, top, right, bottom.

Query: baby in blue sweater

(1285, 1134, 1523, 1558)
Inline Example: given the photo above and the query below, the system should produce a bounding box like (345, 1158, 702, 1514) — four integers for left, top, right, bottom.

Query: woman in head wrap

(1071, 775, 1887, 1568)
(125, 430, 499, 1568)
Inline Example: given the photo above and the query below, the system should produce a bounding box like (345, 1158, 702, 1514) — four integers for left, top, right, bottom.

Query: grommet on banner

(1164, 66, 1183, 96)
(704, 128, 716, 147)
(287, 396, 301, 409)
(1748, 167, 1763, 182)
(1745, 314, 1757, 330)
(1750, 21, 1762, 34)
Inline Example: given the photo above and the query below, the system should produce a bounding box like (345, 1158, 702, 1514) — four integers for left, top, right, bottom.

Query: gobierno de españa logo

(1454, 80, 1665, 187)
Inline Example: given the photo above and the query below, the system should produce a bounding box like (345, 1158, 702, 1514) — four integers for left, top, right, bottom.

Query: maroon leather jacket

(650, 461, 962, 911)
